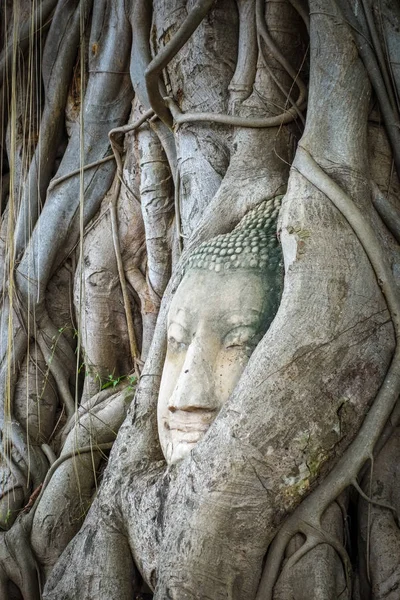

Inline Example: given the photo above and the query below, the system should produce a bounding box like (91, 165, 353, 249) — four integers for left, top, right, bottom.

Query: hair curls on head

(185, 196, 283, 274)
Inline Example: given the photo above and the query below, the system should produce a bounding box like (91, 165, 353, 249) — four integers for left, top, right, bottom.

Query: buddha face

(157, 268, 273, 464)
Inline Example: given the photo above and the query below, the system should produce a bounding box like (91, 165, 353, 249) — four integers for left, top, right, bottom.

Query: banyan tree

(0, 0, 400, 598)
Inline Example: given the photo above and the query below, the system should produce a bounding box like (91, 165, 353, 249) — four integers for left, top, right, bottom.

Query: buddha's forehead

(169, 269, 268, 327)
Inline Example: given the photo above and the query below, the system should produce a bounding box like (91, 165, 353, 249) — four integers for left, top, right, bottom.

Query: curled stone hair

(186, 195, 283, 274)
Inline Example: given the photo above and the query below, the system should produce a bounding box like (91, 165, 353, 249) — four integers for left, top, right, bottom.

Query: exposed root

(129, 2, 178, 181)
(228, 0, 258, 109)
(108, 109, 157, 378)
(335, 0, 400, 180)
(256, 146, 400, 599)
(371, 181, 400, 245)
(30, 441, 114, 518)
(48, 154, 115, 192)
(36, 329, 75, 419)
(108, 108, 154, 174)
(166, 96, 307, 130)
(256, 0, 307, 116)
(288, 0, 310, 32)
(174, 165, 183, 253)
(0, 519, 42, 600)
(280, 524, 352, 591)
(351, 478, 399, 523)
(109, 182, 140, 379)
(40, 443, 56, 466)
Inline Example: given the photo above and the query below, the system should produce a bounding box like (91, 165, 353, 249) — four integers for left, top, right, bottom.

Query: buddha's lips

(168, 420, 211, 433)
(168, 416, 213, 444)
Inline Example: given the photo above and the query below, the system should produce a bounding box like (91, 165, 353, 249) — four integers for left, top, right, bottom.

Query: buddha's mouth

(168, 411, 215, 444)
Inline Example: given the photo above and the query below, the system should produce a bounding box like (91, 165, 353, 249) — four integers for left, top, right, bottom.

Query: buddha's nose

(168, 340, 218, 412)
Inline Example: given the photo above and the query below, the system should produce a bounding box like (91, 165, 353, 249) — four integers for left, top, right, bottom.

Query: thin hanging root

(174, 166, 183, 253)
(288, 0, 310, 32)
(109, 184, 140, 379)
(0, 0, 58, 89)
(107, 109, 156, 378)
(36, 331, 75, 419)
(351, 479, 399, 521)
(256, 146, 400, 600)
(256, 0, 307, 106)
(47, 155, 115, 192)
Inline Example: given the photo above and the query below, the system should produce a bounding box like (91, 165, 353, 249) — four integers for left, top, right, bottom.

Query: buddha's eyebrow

(225, 310, 262, 326)
(169, 308, 192, 326)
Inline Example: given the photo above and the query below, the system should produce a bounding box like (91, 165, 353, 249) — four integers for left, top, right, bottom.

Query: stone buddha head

(157, 197, 283, 464)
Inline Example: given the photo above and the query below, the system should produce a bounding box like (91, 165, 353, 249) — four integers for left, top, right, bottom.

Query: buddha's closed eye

(223, 326, 259, 349)
(168, 323, 190, 352)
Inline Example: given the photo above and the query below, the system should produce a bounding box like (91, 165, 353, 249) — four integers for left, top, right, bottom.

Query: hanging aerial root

(335, 0, 400, 181)
(0, 0, 58, 90)
(48, 155, 115, 192)
(351, 479, 399, 524)
(256, 0, 308, 121)
(288, 0, 310, 32)
(256, 146, 400, 600)
(108, 109, 156, 377)
(371, 181, 400, 245)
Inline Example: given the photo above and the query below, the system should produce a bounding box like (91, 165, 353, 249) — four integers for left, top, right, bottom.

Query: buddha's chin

(168, 439, 200, 464)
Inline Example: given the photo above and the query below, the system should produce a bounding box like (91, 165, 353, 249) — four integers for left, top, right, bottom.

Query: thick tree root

(256, 146, 400, 599)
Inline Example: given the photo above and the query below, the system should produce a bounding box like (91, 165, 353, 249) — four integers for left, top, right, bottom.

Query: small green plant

(127, 374, 137, 390)
(99, 373, 138, 391)
(101, 373, 126, 390)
